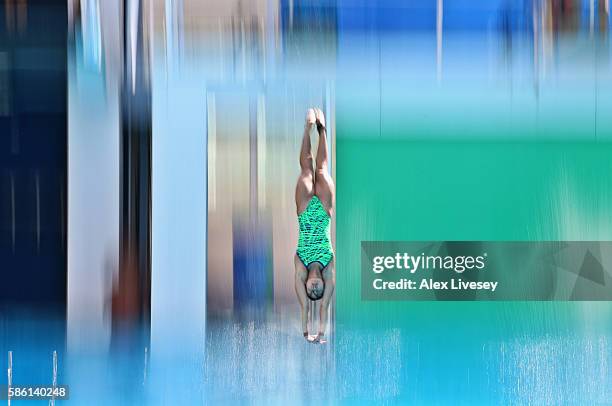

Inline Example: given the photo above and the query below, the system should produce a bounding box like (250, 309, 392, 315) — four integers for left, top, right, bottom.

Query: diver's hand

(312, 333, 327, 344)
(305, 108, 316, 129)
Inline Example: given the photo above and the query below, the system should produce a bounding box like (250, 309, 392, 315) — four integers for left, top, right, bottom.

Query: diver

(294, 108, 335, 344)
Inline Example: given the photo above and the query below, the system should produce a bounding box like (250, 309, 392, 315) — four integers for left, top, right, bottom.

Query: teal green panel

(336, 137, 612, 339)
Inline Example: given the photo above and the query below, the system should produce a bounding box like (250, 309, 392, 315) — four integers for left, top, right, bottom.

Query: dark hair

(306, 280, 325, 301)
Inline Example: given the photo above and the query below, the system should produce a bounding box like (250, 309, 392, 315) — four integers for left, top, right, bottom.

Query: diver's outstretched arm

(294, 255, 310, 339)
(317, 264, 335, 343)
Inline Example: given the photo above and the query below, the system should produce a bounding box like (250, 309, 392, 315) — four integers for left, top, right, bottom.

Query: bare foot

(314, 108, 326, 130)
(305, 108, 316, 129)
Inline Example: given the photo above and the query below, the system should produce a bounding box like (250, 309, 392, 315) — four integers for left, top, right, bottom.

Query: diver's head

(306, 263, 325, 301)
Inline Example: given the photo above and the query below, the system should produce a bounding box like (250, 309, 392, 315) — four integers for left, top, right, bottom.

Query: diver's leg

(314, 108, 329, 173)
(294, 254, 311, 339)
(300, 108, 316, 172)
(296, 109, 316, 214)
(313, 108, 335, 213)
(317, 260, 335, 343)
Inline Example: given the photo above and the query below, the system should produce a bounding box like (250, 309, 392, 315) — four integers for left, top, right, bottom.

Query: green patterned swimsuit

(297, 195, 334, 268)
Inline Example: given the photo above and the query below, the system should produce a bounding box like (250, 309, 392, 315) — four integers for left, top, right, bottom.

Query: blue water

(2, 311, 611, 405)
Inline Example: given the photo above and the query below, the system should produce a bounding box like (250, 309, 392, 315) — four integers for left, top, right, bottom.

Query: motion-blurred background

(1, 0, 612, 404)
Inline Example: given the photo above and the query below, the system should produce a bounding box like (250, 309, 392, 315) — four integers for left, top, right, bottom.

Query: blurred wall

(67, 0, 122, 351)
(0, 0, 67, 309)
(149, 3, 207, 359)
